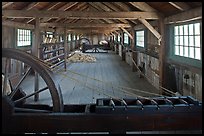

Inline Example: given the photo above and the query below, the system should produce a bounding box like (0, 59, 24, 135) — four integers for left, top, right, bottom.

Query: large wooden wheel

(2, 48, 64, 112)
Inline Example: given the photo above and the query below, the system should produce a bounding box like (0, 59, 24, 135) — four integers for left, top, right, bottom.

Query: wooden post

(64, 28, 67, 71)
(32, 18, 40, 101)
(70, 33, 73, 51)
(131, 29, 137, 72)
(158, 18, 166, 95)
(121, 32, 125, 61)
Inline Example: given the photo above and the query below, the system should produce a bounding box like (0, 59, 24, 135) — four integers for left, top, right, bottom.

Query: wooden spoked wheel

(2, 48, 64, 112)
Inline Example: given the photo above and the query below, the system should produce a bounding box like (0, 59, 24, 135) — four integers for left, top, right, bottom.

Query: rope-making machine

(2, 48, 202, 134)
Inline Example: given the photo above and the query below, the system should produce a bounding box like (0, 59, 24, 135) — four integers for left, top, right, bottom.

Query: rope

(120, 43, 176, 96)
(35, 46, 174, 98)
(39, 50, 169, 98)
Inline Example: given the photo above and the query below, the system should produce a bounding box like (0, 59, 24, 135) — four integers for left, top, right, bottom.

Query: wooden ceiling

(2, 2, 202, 35)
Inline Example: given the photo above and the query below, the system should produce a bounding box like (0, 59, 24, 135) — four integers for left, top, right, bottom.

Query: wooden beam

(2, 10, 160, 19)
(129, 2, 157, 12)
(110, 2, 138, 25)
(138, 18, 161, 41)
(2, 2, 14, 9)
(164, 6, 202, 24)
(2, 20, 35, 29)
(88, 2, 116, 24)
(120, 27, 133, 40)
(169, 2, 190, 11)
(158, 18, 166, 95)
(2, 20, 55, 32)
(24, 2, 40, 10)
(11, 2, 40, 22)
(43, 2, 79, 23)
(39, 2, 62, 23)
(40, 23, 131, 28)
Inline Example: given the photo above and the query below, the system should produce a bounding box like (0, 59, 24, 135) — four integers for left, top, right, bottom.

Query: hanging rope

(39, 52, 169, 99)
(120, 43, 176, 96)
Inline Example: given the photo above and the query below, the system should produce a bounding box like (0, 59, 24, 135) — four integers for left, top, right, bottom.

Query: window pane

(189, 47, 194, 58)
(194, 23, 200, 35)
(68, 34, 71, 41)
(180, 36, 183, 45)
(180, 46, 183, 56)
(184, 25, 188, 35)
(189, 24, 194, 35)
(175, 46, 179, 55)
(179, 25, 183, 35)
(175, 36, 179, 45)
(195, 36, 200, 47)
(174, 26, 178, 35)
(189, 36, 194, 46)
(195, 48, 201, 60)
(184, 47, 188, 57)
(184, 36, 188, 46)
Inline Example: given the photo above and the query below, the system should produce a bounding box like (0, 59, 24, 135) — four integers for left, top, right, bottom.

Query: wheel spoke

(2, 58, 10, 96)
(14, 86, 49, 104)
(10, 67, 32, 99)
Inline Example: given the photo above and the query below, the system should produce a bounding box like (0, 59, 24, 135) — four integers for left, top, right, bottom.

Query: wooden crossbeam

(129, 2, 157, 12)
(2, 2, 14, 9)
(164, 6, 202, 24)
(138, 18, 161, 40)
(120, 27, 133, 40)
(2, 10, 160, 19)
(169, 2, 190, 11)
(2, 20, 35, 29)
(40, 23, 131, 28)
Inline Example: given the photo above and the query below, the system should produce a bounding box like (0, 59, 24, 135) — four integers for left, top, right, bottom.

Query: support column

(70, 33, 73, 51)
(64, 28, 67, 71)
(131, 29, 137, 72)
(159, 18, 166, 95)
(121, 32, 125, 61)
(32, 18, 40, 102)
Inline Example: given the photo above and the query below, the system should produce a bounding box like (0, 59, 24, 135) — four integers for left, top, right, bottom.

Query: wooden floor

(22, 50, 160, 105)
(55, 50, 159, 105)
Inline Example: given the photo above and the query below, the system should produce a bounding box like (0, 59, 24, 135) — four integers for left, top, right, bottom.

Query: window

(17, 29, 32, 47)
(174, 23, 201, 60)
(114, 35, 116, 41)
(124, 33, 129, 44)
(73, 35, 76, 40)
(46, 31, 53, 38)
(136, 30, 145, 47)
(68, 34, 71, 41)
(118, 35, 121, 42)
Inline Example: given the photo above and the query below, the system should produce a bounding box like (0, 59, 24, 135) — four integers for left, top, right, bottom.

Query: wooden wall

(2, 26, 15, 48)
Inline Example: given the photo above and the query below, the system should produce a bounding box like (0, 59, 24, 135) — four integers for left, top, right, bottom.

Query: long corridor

(55, 51, 160, 105)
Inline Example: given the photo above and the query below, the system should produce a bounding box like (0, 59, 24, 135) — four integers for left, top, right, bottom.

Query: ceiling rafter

(129, 2, 157, 12)
(169, 2, 191, 11)
(41, 2, 79, 23)
(94, 2, 129, 24)
(2, 10, 160, 20)
(61, 3, 89, 24)
(27, 2, 62, 24)
(111, 2, 138, 25)
(88, 2, 116, 24)
(10, 2, 40, 22)
(52, 2, 79, 23)
(2, 2, 14, 9)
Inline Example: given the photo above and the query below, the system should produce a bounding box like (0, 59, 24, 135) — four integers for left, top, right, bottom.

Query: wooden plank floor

(21, 50, 160, 105)
(55, 51, 160, 105)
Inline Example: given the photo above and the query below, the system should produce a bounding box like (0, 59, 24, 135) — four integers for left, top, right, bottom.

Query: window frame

(135, 29, 147, 50)
(16, 28, 32, 48)
(123, 32, 130, 46)
(168, 20, 202, 68)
